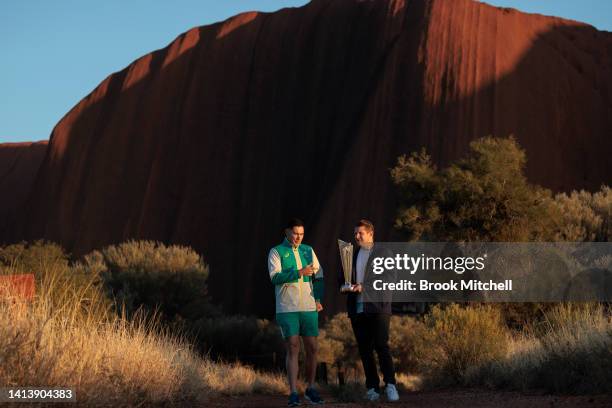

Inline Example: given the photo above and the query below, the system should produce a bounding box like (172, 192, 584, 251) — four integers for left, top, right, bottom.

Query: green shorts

(276, 311, 319, 339)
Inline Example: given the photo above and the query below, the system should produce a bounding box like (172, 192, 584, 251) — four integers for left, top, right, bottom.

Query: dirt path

(206, 389, 612, 408)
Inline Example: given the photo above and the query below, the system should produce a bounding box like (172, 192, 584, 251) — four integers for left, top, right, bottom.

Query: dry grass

(465, 303, 612, 394)
(0, 259, 286, 406)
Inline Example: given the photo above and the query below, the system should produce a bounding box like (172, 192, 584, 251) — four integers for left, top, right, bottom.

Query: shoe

(385, 383, 399, 402)
(304, 387, 324, 404)
(365, 388, 380, 401)
(288, 391, 300, 407)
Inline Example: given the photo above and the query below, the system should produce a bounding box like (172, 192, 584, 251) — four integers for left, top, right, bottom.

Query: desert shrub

(422, 304, 510, 385)
(553, 186, 611, 241)
(391, 136, 559, 242)
(190, 315, 284, 368)
(318, 314, 360, 370)
(466, 303, 612, 394)
(0, 240, 110, 321)
(317, 327, 344, 367)
(79, 240, 218, 322)
(0, 240, 69, 273)
(492, 302, 558, 331)
(388, 315, 433, 373)
(320, 307, 508, 387)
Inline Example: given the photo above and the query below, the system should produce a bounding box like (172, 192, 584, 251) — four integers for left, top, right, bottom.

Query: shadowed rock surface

(5, 0, 612, 315)
(0, 141, 47, 237)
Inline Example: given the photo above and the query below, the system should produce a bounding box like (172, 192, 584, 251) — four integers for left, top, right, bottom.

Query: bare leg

(302, 336, 318, 388)
(285, 336, 300, 393)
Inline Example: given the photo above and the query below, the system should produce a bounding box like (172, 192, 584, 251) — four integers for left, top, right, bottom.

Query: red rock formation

(9, 0, 612, 315)
(0, 141, 47, 238)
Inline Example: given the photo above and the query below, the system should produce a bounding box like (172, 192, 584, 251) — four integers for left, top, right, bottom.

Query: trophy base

(340, 283, 356, 293)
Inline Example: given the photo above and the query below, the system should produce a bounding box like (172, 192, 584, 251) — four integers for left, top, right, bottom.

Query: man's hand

(316, 302, 323, 312)
(352, 283, 363, 293)
(299, 264, 315, 277)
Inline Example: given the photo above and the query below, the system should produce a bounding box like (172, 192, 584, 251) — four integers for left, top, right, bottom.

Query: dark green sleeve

(271, 267, 299, 285)
(313, 276, 324, 302)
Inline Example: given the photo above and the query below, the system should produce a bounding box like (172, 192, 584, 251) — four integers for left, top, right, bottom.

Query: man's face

(354, 226, 374, 247)
(286, 226, 305, 247)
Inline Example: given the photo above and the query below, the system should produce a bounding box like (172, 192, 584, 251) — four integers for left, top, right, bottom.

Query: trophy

(338, 239, 356, 292)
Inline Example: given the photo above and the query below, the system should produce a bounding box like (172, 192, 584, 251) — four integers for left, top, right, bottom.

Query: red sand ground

(207, 389, 612, 408)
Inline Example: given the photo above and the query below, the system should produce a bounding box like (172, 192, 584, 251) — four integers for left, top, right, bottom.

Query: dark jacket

(338, 242, 393, 317)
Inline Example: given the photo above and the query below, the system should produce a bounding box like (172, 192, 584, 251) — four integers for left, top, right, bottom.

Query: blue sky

(1, 0, 611, 143)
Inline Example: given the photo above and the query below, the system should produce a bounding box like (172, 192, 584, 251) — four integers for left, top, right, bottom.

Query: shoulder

(373, 244, 392, 257)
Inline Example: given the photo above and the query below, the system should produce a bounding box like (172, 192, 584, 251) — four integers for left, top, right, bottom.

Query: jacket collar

(281, 238, 299, 249)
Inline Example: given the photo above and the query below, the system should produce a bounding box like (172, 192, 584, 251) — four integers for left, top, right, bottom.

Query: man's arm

(268, 248, 299, 285)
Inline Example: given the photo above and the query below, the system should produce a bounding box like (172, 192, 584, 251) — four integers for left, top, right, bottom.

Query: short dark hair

(286, 218, 305, 230)
(355, 219, 374, 233)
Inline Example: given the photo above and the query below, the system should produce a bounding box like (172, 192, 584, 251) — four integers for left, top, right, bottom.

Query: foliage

(421, 304, 509, 385)
(0, 245, 286, 406)
(79, 240, 217, 322)
(552, 186, 612, 241)
(318, 314, 360, 370)
(391, 136, 559, 241)
(466, 303, 612, 394)
(0, 240, 110, 320)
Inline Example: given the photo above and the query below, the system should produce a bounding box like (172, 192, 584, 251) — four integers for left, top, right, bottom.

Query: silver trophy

(338, 239, 355, 292)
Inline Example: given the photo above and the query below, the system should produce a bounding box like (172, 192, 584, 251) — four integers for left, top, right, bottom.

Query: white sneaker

(365, 388, 380, 401)
(385, 383, 399, 402)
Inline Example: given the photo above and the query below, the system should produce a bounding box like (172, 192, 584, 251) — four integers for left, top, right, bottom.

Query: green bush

(391, 136, 558, 242)
(389, 315, 433, 374)
(0, 240, 69, 276)
(320, 306, 508, 386)
(79, 240, 216, 322)
(423, 304, 509, 385)
(318, 314, 360, 370)
(553, 186, 611, 242)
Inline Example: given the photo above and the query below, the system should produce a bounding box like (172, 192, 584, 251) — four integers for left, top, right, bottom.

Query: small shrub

(553, 186, 611, 241)
(0, 240, 68, 274)
(80, 240, 217, 322)
(318, 314, 360, 371)
(1, 240, 111, 322)
(423, 304, 509, 385)
(466, 303, 612, 394)
(389, 315, 433, 373)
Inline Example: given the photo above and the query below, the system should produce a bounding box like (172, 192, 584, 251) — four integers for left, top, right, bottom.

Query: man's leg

(302, 336, 318, 387)
(277, 312, 301, 394)
(372, 314, 396, 386)
(350, 314, 380, 391)
(300, 310, 320, 388)
(285, 335, 300, 393)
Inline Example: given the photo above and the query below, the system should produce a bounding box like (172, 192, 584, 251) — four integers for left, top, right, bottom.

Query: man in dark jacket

(340, 219, 399, 402)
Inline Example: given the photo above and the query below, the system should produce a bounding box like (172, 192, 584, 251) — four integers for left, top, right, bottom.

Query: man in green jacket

(268, 218, 325, 406)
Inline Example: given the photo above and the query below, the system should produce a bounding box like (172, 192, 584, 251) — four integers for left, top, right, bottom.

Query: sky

(1, 0, 611, 143)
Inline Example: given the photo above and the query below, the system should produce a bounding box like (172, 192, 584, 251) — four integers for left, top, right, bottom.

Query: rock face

(0, 141, 47, 238)
(7, 0, 612, 315)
